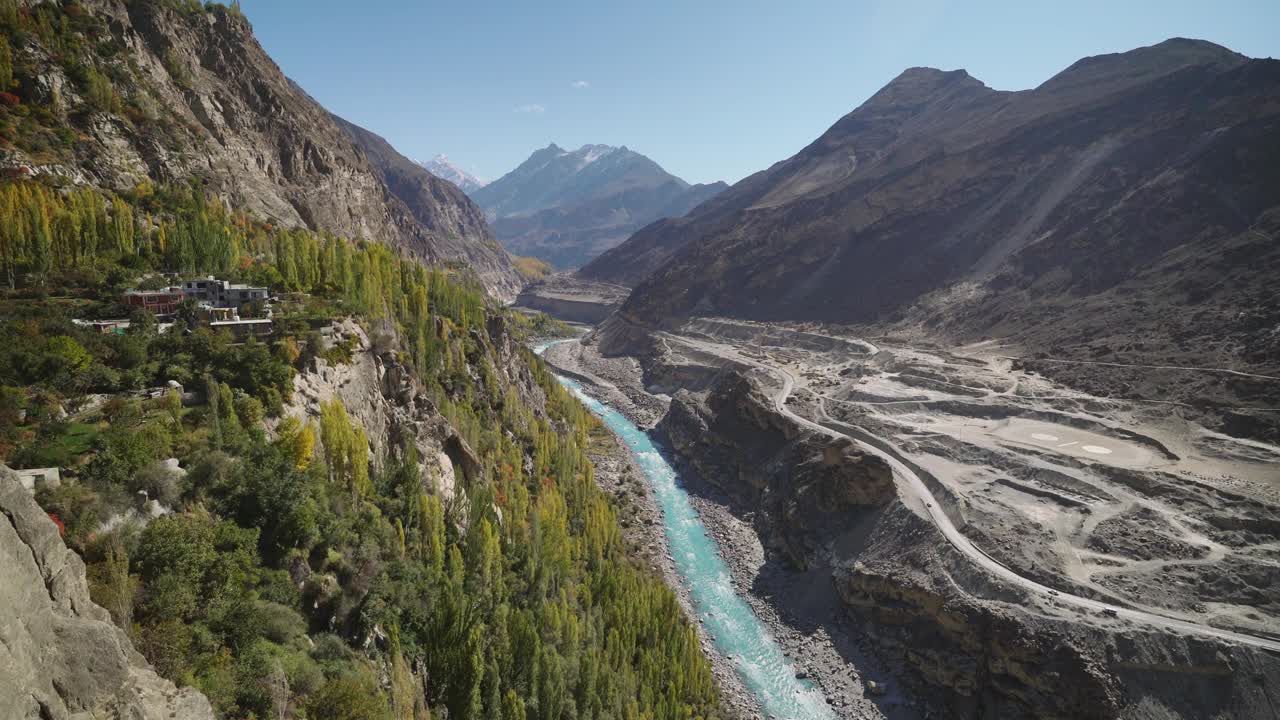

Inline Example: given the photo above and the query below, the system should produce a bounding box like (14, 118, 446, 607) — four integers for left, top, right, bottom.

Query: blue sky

(241, 0, 1279, 185)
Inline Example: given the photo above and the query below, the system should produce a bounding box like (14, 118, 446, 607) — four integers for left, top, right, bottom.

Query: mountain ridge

(592, 38, 1280, 430)
(474, 143, 726, 269)
(330, 116, 521, 301)
(418, 154, 488, 194)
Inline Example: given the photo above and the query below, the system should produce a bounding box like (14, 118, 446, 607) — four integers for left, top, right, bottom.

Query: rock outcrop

(283, 321, 460, 499)
(0, 465, 215, 720)
(660, 373, 893, 567)
(281, 317, 544, 501)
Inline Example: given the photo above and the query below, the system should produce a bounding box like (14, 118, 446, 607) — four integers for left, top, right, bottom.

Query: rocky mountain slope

(419, 154, 486, 194)
(592, 39, 1279, 413)
(331, 116, 521, 301)
(0, 465, 215, 720)
(0, 0, 519, 299)
(473, 143, 726, 269)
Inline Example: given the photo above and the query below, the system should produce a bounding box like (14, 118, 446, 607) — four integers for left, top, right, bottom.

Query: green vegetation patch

(0, 175, 723, 719)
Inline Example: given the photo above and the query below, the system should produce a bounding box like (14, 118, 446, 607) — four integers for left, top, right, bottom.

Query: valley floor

(651, 317, 1280, 645)
(535, 312, 1280, 718)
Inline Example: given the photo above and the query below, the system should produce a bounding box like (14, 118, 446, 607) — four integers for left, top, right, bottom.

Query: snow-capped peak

(576, 144, 617, 167)
(418, 154, 488, 194)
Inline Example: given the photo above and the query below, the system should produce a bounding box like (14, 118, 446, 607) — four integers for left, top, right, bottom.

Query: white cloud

(513, 103, 547, 114)
(571, 80, 590, 89)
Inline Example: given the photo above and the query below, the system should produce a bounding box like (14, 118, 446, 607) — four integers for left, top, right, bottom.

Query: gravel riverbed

(538, 338, 914, 720)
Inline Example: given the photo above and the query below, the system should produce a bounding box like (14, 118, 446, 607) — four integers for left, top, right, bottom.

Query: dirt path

(663, 331, 1280, 653)
(1002, 355, 1280, 382)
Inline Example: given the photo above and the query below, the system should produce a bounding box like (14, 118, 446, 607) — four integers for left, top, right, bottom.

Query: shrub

(130, 459, 184, 507)
(38, 482, 101, 548)
(253, 601, 306, 645)
(137, 619, 193, 680)
(162, 48, 192, 90)
(308, 675, 391, 720)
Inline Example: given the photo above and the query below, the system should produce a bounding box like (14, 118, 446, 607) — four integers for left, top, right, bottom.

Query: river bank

(542, 335, 668, 427)
(579, 410, 764, 720)
(538, 338, 911, 720)
(536, 340, 763, 720)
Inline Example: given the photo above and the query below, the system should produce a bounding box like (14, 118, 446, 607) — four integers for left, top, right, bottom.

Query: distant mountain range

(331, 120, 519, 301)
(418, 155, 488, 194)
(472, 144, 726, 269)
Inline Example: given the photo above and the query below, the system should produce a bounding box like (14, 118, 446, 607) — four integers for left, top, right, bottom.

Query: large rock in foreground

(0, 466, 214, 720)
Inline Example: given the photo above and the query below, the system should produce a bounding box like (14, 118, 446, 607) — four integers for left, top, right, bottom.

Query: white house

(14, 467, 61, 492)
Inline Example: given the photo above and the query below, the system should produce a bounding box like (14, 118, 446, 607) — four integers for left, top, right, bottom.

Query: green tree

(88, 538, 134, 630)
(46, 335, 92, 374)
(85, 68, 118, 114)
(502, 691, 526, 720)
(0, 36, 12, 90)
(276, 416, 316, 470)
(206, 374, 222, 450)
(0, 0, 17, 29)
(165, 388, 183, 430)
(235, 392, 265, 429)
(308, 675, 391, 720)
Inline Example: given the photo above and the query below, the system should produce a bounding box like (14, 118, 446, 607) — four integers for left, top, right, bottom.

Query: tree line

(1, 174, 724, 719)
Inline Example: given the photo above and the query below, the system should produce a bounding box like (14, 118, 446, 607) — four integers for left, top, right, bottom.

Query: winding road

(663, 332, 1280, 654)
(1003, 355, 1280, 382)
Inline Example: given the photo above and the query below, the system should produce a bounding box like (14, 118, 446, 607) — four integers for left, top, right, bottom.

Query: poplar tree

(0, 36, 12, 90)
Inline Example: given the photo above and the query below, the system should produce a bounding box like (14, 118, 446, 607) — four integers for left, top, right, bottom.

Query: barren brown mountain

(589, 39, 1280, 434)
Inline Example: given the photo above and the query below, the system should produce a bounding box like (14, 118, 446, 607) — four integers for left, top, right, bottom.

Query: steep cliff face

(0, 466, 215, 720)
(660, 374, 892, 568)
(281, 317, 545, 500)
(1, 0, 518, 299)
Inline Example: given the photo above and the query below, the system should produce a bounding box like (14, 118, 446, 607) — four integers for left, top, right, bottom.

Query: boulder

(0, 465, 215, 719)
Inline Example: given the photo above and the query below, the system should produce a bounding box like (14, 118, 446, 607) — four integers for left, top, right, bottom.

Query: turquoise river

(536, 342, 835, 719)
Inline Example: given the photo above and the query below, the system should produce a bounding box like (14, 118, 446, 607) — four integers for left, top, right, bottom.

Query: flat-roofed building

(197, 305, 237, 323)
(121, 287, 185, 315)
(182, 277, 269, 308)
(210, 318, 273, 340)
(73, 319, 131, 334)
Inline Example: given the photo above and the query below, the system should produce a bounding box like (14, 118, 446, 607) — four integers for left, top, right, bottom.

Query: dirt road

(663, 331, 1280, 653)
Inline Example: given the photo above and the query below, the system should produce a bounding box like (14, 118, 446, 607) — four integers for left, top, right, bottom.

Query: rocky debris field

(665, 317, 1280, 639)
(582, 313, 1280, 719)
